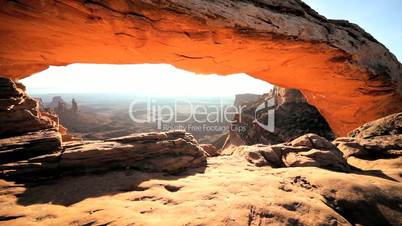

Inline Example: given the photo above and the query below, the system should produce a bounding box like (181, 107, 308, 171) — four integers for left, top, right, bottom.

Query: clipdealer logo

(253, 96, 275, 132)
(128, 98, 246, 132)
(128, 97, 275, 132)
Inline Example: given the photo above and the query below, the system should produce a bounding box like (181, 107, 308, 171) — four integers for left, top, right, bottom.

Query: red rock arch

(0, 0, 401, 136)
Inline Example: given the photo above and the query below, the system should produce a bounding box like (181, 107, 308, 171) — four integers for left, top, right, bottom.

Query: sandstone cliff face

(333, 112, 402, 181)
(0, 77, 56, 137)
(226, 86, 334, 146)
(0, 0, 401, 135)
(275, 87, 306, 105)
(0, 77, 63, 163)
(233, 93, 261, 108)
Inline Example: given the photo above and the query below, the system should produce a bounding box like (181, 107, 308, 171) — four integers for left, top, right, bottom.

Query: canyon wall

(224, 86, 334, 147)
(0, 77, 56, 137)
(0, 0, 401, 135)
(0, 77, 62, 163)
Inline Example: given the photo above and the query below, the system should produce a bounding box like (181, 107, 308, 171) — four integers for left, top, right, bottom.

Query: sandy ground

(0, 156, 401, 226)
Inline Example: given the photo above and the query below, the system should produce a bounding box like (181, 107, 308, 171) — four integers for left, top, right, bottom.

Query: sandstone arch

(0, 0, 401, 136)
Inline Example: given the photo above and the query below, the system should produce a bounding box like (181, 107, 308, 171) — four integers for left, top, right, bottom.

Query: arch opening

(20, 63, 278, 143)
(0, 0, 401, 136)
(0, 2, 401, 224)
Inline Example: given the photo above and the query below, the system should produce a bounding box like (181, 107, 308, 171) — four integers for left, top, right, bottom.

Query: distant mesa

(53, 97, 79, 116)
(233, 93, 261, 108)
(48, 96, 67, 109)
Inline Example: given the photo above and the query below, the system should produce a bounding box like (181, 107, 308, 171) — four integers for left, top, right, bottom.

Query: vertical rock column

(0, 77, 62, 163)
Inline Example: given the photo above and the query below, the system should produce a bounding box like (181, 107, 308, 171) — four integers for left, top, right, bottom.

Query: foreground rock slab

(333, 112, 402, 181)
(0, 156, 400, 226)
(0, 129, 61, 164)
(0, 131, 206, 181)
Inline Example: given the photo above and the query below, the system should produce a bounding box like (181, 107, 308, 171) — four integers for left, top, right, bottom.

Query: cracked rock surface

(0, 77, 57, 138)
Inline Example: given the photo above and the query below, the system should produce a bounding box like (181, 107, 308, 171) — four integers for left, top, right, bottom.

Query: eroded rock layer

(0, 129, 61, 164)
(0, 0, 401, 135)
(0, 77, 56, 138)
(333, 112, 402, 181)
(0, 77, 63, 163)
(0, 131, 207, 181)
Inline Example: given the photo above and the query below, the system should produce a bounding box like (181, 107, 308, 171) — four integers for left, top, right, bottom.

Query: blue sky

(304, 0, 402, 61)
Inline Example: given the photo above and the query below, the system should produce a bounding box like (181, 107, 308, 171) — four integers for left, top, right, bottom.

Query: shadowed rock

(224, 86, 335, 147)
(0, 77, 56, 138)
(0, 77, 63, 164)
(222, 133, 350, 172)
(0, 129, 61, 164)
(334, 112, 402, 159)
(333, 112, 402, 181)
(0, 131, 206, 182)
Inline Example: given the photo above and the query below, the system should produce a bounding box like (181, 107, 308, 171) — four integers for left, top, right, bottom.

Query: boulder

(283, 149, 345, 170)
(334, 135, 402, 159)
(225, 144, 284, 167)
(222, 133, 350, 172)
(282, 134, 349, 172)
